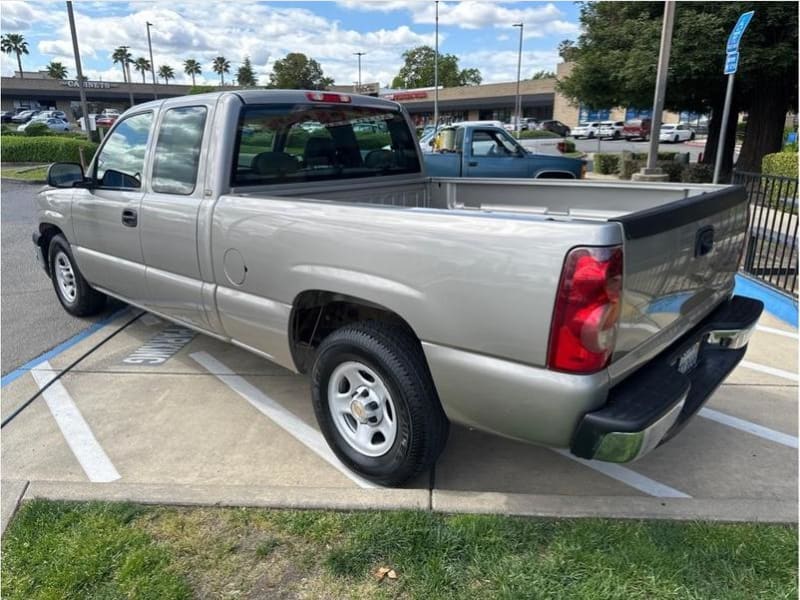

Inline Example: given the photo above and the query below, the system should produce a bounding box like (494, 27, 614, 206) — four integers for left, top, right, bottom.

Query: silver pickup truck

(35, 90, 762, 486)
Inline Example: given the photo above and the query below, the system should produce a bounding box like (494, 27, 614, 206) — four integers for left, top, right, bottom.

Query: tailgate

(607, 185, 749, 384)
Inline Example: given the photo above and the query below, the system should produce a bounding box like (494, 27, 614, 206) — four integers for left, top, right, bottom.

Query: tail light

(557, 141, 567, 153)
(306, 92, 351, 103)
(547, 245, 623, 374)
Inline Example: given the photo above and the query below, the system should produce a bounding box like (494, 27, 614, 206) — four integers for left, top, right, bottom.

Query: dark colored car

(11, 109, 41, 124)
(538, 119, 571, 137)
(0, 111, 13, 123)
(623, 118, 651, 141)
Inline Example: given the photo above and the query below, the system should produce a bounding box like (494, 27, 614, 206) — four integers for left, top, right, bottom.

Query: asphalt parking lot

(1, 180, 796, 530)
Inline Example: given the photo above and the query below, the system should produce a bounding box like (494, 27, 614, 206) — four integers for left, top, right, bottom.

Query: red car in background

(623, 118, 651, 141)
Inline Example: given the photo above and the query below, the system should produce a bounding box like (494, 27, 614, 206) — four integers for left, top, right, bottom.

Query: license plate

(677, 341, 701, 374)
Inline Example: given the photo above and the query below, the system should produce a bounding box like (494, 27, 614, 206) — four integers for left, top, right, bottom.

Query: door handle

(467, 161, 478, 167)
(121, 208, 138, 227)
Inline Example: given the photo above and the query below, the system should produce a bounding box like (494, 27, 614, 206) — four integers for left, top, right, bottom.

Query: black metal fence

(733, 171, 798, 297)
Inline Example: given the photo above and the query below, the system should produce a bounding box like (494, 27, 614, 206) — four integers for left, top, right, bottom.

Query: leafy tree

(268, 53, 333, 89)
(133, 57, 150, 83)
(1, 33, 29, 78)
(236, 56, 257, 87)
(183, 58, 201, 86)
(45, 61, 68, 80)
(531, 70, 556, 80)
(557, 2, 798, 174)
(391, 46, 482, 89)
(111, 46, 132, 83)
(212, 56, 231, 86)
(157, 64, 175, 85)
(557, 40, 579, 62)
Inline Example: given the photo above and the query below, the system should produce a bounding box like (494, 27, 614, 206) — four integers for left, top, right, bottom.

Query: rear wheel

(674, 135, 679, 143)
(48, 234, 106, 317)
(311, 321, 449, 486)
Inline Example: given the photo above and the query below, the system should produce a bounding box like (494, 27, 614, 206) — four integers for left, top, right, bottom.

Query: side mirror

(47, 162, 85, 188)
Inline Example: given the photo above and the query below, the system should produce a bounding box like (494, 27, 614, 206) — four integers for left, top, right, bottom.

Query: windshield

(232, 103, 421, 187)
(661, 125, 675, 130)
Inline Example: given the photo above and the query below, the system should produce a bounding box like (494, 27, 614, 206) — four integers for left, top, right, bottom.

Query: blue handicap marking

(726, 11, 754, 53)
(724, 52, 739, 75)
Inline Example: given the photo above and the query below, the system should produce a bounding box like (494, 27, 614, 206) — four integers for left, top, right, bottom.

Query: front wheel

(48, 234, 106, 317)
(311, 321, 449, 486)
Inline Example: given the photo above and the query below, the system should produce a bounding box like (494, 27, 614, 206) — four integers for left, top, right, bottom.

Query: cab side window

(152, 106, 208, 195)
(95, 112, 153, 189)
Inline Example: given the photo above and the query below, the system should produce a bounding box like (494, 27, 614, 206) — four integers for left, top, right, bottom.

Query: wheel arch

(37, 222, 66, 276)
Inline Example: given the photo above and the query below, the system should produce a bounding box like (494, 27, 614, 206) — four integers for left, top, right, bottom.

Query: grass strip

(2, 500, 796, 599)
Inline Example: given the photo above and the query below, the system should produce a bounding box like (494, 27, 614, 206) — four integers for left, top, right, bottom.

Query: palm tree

(212, 56, 230, 86)
(183, 58, 201, 86)
(45, 61, 68, 80)
(1, 33, 29, 78)
(133, 57, 151, 83)
(157, 64, 175, 85)
(111, 46, 132, 83)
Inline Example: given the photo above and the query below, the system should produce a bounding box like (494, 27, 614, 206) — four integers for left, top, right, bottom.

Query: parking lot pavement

(2, 307, 797, 526)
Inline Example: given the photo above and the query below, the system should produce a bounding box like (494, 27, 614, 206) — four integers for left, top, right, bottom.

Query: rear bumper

(570, 295, 763, 462)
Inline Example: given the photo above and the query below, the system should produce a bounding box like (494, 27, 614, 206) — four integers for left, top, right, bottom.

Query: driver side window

(95, 112, 153, 189)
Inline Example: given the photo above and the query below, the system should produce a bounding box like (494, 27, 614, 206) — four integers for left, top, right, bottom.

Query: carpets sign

(61, 80, 115, 89)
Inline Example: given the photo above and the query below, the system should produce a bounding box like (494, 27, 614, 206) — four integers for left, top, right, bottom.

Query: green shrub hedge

(23, 122, 51, 137)
(680, 163, 713, 183)
(631, 151, 679, 161)
(762, 152, 798, 179)
(519, 129, 561, 139)
(2, 136, 99, 164)
(594, 153, 620, 174)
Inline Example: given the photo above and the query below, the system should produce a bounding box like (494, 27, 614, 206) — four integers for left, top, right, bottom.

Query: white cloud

(459, 49, 560, 83)
(1, 1, 62, 31)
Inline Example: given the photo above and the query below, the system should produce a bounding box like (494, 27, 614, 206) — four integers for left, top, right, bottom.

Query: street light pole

(513, 23, 523, 136)
(644, 0, 676, 173)
(146, 21, 157, 99)
(433, 0, 439, 133)
(66, 1, 90, 138)
(354, 52, 365, 93)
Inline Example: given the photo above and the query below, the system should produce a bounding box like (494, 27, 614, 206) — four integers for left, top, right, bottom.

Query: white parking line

(190, 351, 377, 489)
(30, 362, 120, 483)
(739, 361, 799, 382)
(700, 408, 798, 448)
(755, 325, 798, 339)
(552, 450, 691, 498)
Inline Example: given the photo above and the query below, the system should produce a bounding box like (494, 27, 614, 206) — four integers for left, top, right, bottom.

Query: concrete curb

(432, 490, 798, 523)
(11, 480, 798, 524)
(1, 480, 29, 537)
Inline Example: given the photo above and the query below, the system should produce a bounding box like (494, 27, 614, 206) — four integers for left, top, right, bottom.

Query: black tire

(690, 131, 696, 141)
(48, 234, 106, 317)
(674, 135, 679, 143)
(613, 131, 621, 140)
(311, 321, 449, 487)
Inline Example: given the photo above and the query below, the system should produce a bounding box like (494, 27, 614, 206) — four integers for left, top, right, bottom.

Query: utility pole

(433, 0, 439, 133)
(513, 23, 524, 137)
(66, 1, 90, 136)
(354, 52, 365, 93)
(146, 21, 157, 99)
(634, 0, 675, 181)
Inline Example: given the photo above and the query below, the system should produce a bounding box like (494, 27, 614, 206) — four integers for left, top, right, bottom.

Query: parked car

(11, 109, 41, 124)
(95, 114, 119, 128)
(503, 117, 539, 132)
(424, 124, 583, 178)
(0, 110, 13, 123)
(623, 118, 651, 141)
(538, 119, 571, 137)
(572, 122, 601, 139)
(659, 123, 694, 143)
(17, 117, 71, 133)
(100, 108, 121, 118)
(598, 121, 625, 140)
(32, 110, 68, 122)
(37, 89, 762, 486)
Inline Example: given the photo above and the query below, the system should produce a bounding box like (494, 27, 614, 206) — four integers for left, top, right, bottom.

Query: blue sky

(1, 1, 581, 87)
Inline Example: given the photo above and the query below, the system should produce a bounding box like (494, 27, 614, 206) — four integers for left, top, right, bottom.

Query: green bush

(681, 163, 713, 183)
(519, 129, 561, 139)
(594, 153, 621, 174)
(189, 85, 217, 95)
(562, 140, 576, 153)
(23, 122, 51, 137)
(762, 152, 798, 179)
(1, 136, 99, 163)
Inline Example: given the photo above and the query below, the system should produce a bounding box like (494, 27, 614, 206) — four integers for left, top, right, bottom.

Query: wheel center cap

(349, 399, 368, 423)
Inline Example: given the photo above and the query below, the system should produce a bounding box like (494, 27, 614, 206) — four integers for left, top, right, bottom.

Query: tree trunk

(120, 64, 127, 83)
(736, 80, 789, 173)
(191, 73, 196, 86)
(16, 52, 23, 78)
(141, 72, 145, 84)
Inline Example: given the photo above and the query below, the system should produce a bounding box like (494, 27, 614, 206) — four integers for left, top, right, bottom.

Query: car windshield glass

(232, 103, 420, 187)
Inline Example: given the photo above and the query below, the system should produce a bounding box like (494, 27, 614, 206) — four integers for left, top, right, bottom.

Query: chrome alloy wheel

(54, 250, 77, 303)
(328, 361, 398, 457)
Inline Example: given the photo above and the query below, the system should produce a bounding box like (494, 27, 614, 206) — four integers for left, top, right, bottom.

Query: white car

(572, 121, 601, 139)
(31, 110, 68, 122)
(659, 123, 694, 143)
(17, 117, 70, 133)
(597, 121, 624, 139)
